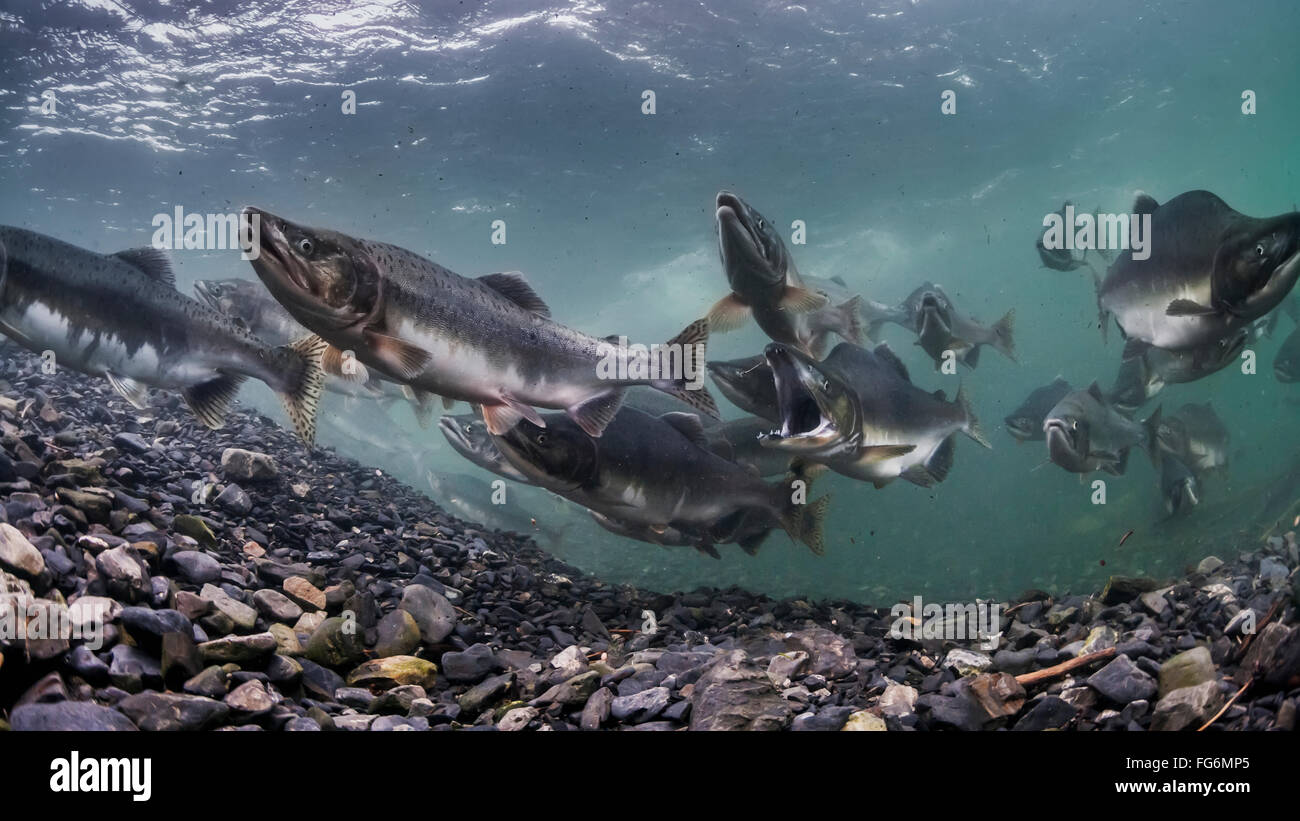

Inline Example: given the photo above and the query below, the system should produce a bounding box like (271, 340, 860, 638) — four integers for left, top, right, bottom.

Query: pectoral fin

(363, 329, 431, 381)
(1166, 299, 1217, 317)
(706, 293, 751, 333)
(779, 286, 829, 314)
(858, 444, 916, 462)
(322, 345, 370, 383)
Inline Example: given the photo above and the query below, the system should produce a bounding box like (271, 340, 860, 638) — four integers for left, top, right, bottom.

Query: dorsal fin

(659, 412, 709, 449)
(872, 343, 911, 383)
(1086, 381, 1106, 402)
(932, 389, 947, 401)
(1132, 192, 1159, 216)
(478, 272, 551, 317)
(114, 248, 175, 287)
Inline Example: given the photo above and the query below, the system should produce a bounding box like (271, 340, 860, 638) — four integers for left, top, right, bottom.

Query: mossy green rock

(174, 515, 217, 548)
(305, 617, 366, 668)
(346, 655, 439, 689)
(1158, 646, 1216, 698)
(842, 710, 887, 731)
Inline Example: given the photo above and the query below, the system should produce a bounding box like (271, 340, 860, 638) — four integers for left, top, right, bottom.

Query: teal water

(1, 0, 1298, 603)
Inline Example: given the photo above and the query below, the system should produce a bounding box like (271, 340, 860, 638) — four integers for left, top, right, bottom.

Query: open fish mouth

(759, 343, 843, 452)
(438, 416, 477, 454)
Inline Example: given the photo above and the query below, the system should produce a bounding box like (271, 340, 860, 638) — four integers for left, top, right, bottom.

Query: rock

(399, 584, 456, 645)
(1087, 654, 1157, 704)
(117, 692, 229, 731)
(1100, 575, 1160, 605)
(1139, 591, 1169, 616)
(1081, 625, 1118, 654)
(943, 648, 993, 676)
(119, 607, 192, 653)
(0, 523, 45, 578)
(611, 686, 671, 724)
(1013, 696, 1078, 731)
(305, 617, 366, 668)
(788, 628, 858, 679)
(581, 687, 614, 730)
(10, 701, 138, 731)
(112, 432, 151, 454)
(879, 683, 918, 717)
(170, 551, 222, 584)
(441, 643, 501, 683)
(968, 672, 1026, 718)
(458, 672, 514, 715)
(1158, 647, 1216, 698)
(690, 650, 791, 731)
(370, 685, 426, 715)
(161, 631, 204, 689)
(841, 710, 887, 731)
(173, 515, 217, 549)
(198, 632, 277, 665)
(95, 546, 150, 599)
(374, 609, 421, 658)
(282, 576, 326, 610)
(298, 658, 345, 701)
(767, 651, 810, 686)
(183, 666, 230, 699)
(1196, 556, 1224, 575)
(109, 644, 161, 692)
(225, 679, 276, 718)
(1238, 622, 1294, 686)
(199, 584, 258, 633)
(1151, 681, 1223, 731)
(252, 589, 302, 623)
(214, 483, 253, 515)
(498, 706, 538, 731)
(346, 656, 439, 690)
(791, 706, 852, 731)
(268, 623, 303, 656)
(221, 448, 278, 481)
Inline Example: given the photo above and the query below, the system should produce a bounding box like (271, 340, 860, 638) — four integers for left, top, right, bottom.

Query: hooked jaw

(715, 191, 776, 289)
(1004, 416, 1036, 441)
(759, 343, 849, 454)
(1044, 418, 1085, 469)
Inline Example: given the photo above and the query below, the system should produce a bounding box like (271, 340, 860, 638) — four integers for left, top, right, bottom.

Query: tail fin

(277, 334, 328, 444)
(954, 384, 991, 449)
(656, 319, 721, 420)
(991, 309, 1016, 362)
(838, 295, 863, 344)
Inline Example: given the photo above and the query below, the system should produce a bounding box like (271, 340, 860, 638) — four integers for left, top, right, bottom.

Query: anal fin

(104, 371, 151, 409)
(183, 373, 248, 430)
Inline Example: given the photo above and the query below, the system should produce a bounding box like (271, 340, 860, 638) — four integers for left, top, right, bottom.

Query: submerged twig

(1198, 677, 1252, 732)
(1015, 647, 1116, 687)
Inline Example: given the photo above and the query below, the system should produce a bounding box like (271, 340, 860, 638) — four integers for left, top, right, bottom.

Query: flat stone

(1087, 654, 1157, 704)
(0, 523, 44, 578)
(10, 701, 138, 731)
(1151, 681, 1223, 731)
(221, 448, 278, 481)
(117, 692, 229, 731)
(841, 710, 887, 731)
(1158, 646, 1216, 698)
(346, 655, 439, 690)
(283, 576, 326, 610)
(198, 632, 277, 664)
(252, 588, 302, 623)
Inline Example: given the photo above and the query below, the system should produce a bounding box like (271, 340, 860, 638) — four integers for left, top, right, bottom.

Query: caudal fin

(955, 384, 991, 449)
(991, 308, 1016, 362)
(277, 334, 328, 445)
(656, 318, 721, 420)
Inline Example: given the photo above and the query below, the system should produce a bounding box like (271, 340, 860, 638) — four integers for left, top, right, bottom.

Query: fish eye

(1255, 243, 1266, 257)
(297, 237, 314, 255)
(536, 433, 547, 445)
